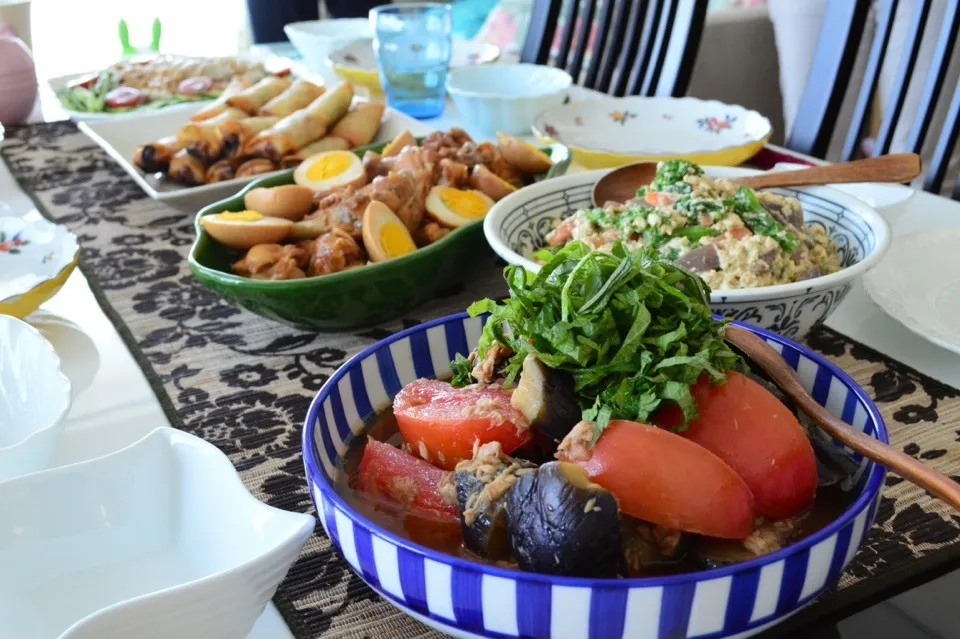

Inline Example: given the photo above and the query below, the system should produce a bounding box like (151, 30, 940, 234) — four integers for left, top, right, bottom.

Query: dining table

(4, 49, 960, 639)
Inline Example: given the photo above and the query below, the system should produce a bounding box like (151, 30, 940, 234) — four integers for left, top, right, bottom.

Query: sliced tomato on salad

(104, 87, 146, 108)
(393, 379, 532, 470)
(178, 75, 213, 96)
(356, 437, 457, 522)
(558, 419, 756, 539)
(656, 372, 818, 521)
(68, 73, 99, 90)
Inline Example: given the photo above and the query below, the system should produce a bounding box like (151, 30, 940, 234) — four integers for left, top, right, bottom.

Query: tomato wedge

(104, 87, 146, 108)
(656, 372, 817, 521)
(393, 379, 532, 470)
(68, 73, 99, 89)
(178, 75, 213, 95)
(558, 420, 755, 539)
(356, 437, 457, 522)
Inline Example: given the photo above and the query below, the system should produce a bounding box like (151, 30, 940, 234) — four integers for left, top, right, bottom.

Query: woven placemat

(4, 121, 960, 638)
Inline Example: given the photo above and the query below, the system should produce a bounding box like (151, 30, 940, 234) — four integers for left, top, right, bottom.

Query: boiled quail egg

(201, 211, 293, 250)
(294, 150, 366, 193)
(362, 201, 417, 262)
(425, 186, 495, 228)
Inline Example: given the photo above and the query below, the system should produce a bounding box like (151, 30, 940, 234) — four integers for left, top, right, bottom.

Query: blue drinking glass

(370, 3, 453, 119)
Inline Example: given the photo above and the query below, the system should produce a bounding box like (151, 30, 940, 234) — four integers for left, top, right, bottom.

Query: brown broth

(336, 409, 856, 576)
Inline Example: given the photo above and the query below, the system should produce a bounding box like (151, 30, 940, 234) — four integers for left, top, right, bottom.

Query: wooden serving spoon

(592, 153, 922, 207)
(725, 324, 960, 512)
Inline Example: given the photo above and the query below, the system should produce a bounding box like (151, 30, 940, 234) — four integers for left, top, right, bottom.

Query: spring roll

(329, 102, 386, 148)
(227, 76, 292, 115)
(191, 77, 253, 122)
(132, 136, 185, 174)
(217, 116, 280, 158)
(177, 107, 247, 161)
(168, 149, 208, 186)
(244, 82, 355, 160)
(206, 158, 242, 183)
(280, 136, 351, 168)
(259, 79, 325, 118)
(236, 157, 278, 178)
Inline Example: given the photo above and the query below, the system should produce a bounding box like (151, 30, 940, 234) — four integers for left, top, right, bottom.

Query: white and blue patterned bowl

(302, 313, 887, 639)
(483, 168, 892, 339)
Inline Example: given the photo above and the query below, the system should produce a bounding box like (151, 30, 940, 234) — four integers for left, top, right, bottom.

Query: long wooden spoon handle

(736, 153, 922, 190)
(725, 324, 960, 512)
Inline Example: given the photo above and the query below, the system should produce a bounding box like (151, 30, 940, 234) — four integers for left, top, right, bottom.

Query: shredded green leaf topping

(458, 241, 743, 440)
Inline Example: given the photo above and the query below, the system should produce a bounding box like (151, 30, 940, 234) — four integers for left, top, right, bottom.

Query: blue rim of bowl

(302, 311, 888, 588)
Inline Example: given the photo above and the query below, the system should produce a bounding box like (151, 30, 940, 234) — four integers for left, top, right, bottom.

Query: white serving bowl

(0, 314, 71, 482)
(0, 427, 314, 639)
(447, 63, 572, 135)
(484, 167, 892, 338)
(284, 18, 372, 82)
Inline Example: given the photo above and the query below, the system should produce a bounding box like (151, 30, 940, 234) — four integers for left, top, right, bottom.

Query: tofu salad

(546, 161, 841, 289)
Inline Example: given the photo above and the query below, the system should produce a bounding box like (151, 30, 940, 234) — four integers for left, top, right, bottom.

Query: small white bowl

(0, 314, 71, 482)
(484, 167, 891, 338)
(446, 63, 572, 135)
(284, 18, 372, 81)
(0, 427, 315, 639)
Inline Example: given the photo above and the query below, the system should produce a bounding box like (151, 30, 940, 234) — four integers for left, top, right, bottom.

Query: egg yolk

(305, 152, 353, 182)
(379, 221, 416, 258)
(438, 188, 490, 219)
(207, 210, 263, 223)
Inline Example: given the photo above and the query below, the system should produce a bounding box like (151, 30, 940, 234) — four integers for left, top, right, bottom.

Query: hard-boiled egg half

(294, 150, 366, 193)
(201, 211, 293, 250)
(425, 186, 495, 228)
(362, 201, 417, 262)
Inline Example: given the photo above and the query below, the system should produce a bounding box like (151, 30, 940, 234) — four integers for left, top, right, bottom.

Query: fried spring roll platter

(132, 81, 387, 188)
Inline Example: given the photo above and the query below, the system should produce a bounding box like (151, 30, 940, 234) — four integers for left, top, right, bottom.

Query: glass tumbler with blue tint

(370, 3, 452, 119)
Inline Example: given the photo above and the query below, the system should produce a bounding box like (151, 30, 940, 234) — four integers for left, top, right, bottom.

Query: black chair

(520, 0, 709, 97)
(785, 0, 960, 197)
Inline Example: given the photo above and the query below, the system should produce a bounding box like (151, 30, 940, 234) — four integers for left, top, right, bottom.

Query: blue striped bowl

(302, 313, 887, 639)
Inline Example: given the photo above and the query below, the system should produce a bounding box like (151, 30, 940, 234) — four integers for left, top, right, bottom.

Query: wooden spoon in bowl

(592, 153, 922, 207)
(725, 324, 960, 512)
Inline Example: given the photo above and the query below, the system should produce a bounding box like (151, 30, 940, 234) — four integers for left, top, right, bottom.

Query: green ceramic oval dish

(188, 139, 570, 330)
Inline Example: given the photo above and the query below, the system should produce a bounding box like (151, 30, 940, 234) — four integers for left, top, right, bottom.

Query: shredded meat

(438, 471, 457, 506)
(470, 343, 513, 385)
(386, 476, 417, 507)
(232, 243, 308, 280)
(307, 229, 364, 276)
(455, 442, 533, 527)
(742, 516, 800, 556)
(413, 221, 451, 246)
(557, 421, 594, 462)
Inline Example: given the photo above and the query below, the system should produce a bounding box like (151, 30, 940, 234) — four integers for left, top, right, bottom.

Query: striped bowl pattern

(302, 313, 887, 639)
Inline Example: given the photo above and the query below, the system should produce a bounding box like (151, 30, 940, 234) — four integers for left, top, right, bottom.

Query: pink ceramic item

(0, 36, 37, 124)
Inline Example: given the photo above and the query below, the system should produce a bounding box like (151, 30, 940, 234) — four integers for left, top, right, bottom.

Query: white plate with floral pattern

(532, 96, 773, 169)
(0, 213, 80, 319)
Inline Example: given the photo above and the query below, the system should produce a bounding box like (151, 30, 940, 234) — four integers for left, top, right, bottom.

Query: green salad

(453, 240, 743, 438)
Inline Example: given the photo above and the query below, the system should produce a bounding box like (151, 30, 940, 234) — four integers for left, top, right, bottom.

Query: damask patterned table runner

(4, 122, 960, 638)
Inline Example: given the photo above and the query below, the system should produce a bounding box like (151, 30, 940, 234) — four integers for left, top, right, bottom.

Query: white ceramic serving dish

(484, 167, 891, 338)
(0, 427, 314, 639)
(78, 100, 435, 207)
(0, 213, 80, 318)
(864, 228, 960, 355)
(446, 63, 572, 135)
(328, 37, 500, 96)
(284, 18, 372, 83)
(0, 314, 71, 482)
(533, 96, 773, 169)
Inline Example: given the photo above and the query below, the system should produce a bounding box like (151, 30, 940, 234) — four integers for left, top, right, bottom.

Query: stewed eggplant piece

(621, 518, 690, 574)
(510, 354, 581, 442)
(505, 461, 621, 577)
(454, 441, 536, 559)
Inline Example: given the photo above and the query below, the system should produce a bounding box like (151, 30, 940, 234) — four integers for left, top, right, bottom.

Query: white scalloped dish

(0, 427, 315, 639)
(0, 214, 80, 319)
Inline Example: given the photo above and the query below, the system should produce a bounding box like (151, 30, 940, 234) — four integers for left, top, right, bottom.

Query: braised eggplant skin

(510, 354, 581, 442)
(621, 518, 690, 574)
(454, 442, 536, 559)
(506, 461, 621, 577)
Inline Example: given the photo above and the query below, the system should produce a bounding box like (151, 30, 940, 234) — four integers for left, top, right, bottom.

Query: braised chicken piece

(438, 158, 470, 188)
(421, 128, 473, 157)
(232, 243, 308, 280)
(362, 150, 389, 179)
(413, 221, 452, 246)
(308, 229, 365, 276)
(306, 189, 367, 239)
